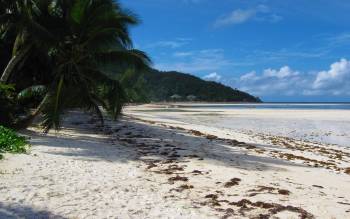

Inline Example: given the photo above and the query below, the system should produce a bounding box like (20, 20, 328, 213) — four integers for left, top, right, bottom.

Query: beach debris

(162, 159, 177, 164)
(337, 202, 350, 206)
(175, 147, 186, 151)
(185, 154, 200, 158)
(224, 178, 241, 188)
(261, 134, 350, 165)
(146, 163, 157, 169)
(179, 184, 194, 189)
(192, 170, 203, 175)
(168, 153, 181, 158)
(168, 175, 189, 183)
(278, 189, 290, 195)
(206, 134, 218, 140)
(216, 208, 235, 219)
(203, 194, 221, 207)
(190, 130, 204, 136)
(160, 151, 169, 156)
(276, 152, 340, 171)
(248, 186, 291, 196)
(117, 111, 345, 219)
(229, 199, 314, 219)
(164, 164, 184, 172)
(171, 184, 194, 192)
(188, 129, 218, 140)
(345, 167, 350, 175)
(205, 194, 219, 199)
(248, 186, 275, 194)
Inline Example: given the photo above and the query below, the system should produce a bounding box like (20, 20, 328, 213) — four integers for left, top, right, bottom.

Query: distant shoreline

(131, 101, 350, 105)
(134, 102, 350, 111)
(125, 104, 350, 146)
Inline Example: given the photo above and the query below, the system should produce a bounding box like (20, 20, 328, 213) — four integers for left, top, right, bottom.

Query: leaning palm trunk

(0, 45, 31, 83)
(14, 94, 49, 130)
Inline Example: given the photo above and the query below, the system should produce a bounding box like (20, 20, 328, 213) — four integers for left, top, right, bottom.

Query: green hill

(131, 69, 261, 102)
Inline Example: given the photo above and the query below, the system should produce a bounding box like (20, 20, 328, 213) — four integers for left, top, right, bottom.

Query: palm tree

(0, 0, 47, 83)
(1, 0, 151, 131)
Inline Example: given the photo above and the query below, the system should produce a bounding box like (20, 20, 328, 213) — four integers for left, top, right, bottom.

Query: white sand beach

(1, 105, 350, 218)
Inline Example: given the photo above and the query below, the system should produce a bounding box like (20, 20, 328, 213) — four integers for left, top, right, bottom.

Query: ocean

(179, 103, 350, 110)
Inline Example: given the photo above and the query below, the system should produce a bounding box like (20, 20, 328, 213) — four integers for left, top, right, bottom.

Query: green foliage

(119, 69, 150, 103)
(139, 69, 261, 102)
(0, 0, 150, 131)
(0, 125, 28, 157)
(0, 83, 16, 127)
(17, 85, 47, 108)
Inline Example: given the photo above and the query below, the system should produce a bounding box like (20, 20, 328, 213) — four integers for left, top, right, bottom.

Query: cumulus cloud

(312, 58, 350, 94)
(263, 66, 299, 78)
(234, 66, 303, 96)
(214, 5, 282, 27)
(231, 59, 350, 97)
(203, 72, 222, 82)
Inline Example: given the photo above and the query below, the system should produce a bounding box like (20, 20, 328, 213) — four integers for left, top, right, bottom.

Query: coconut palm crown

(0, 0, 151, 131)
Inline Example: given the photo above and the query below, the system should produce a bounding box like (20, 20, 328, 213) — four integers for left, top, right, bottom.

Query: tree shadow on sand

(22, 111, 310, 172)
(0, 202, 67, 219)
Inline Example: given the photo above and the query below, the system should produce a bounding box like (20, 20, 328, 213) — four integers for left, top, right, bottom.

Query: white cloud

(313, 58, 350, 93)
(230, 59, 350, 97)
(233, 66, 303, 96)
(240, 71, 257, 81)
(173, 51, 193, 57)
(214, 5, 282, 27)
(327, 33, 350, 47)
(215, 9, 256, 27)
(203, 72, 222, 82)
(263, 66, 299, 78)
(145, 38, 192, 49)
(156, 49, 236, 73)
(156, 48, 254, 73)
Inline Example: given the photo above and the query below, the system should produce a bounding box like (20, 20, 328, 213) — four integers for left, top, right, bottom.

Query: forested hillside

(125, 69, 261, 103)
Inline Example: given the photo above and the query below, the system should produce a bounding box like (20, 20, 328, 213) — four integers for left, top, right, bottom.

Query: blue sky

(121, 0, 350, 102)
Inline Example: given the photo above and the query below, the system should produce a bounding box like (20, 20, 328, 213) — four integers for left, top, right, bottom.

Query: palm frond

(17, 85, 47, 101)
(98, 80, 126, 120)
(1, 0, 152, 131)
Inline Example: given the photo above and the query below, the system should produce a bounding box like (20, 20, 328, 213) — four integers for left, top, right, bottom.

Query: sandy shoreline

(1, 107, 350, 218)
(126, 104, 350, 147)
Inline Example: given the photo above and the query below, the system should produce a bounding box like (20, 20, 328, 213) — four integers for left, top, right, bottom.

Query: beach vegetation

(0, 0, 151, 131)
(0, 83, 17, 127)
(0, 125, 28, 158)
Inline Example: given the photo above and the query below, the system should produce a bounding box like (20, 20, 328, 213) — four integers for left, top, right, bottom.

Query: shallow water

(181, 115, 350, 147)
(146, 104, 350, 147)
(179, 103, 350, 110)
